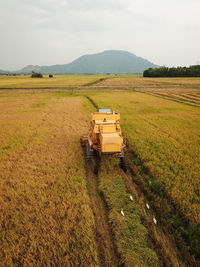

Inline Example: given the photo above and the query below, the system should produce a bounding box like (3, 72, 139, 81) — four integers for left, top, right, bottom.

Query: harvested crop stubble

(98, 156, 159, 266)
(137, 88, 200, 106)
(0, 93, 98, 266)
(97, 76, 200, 105)
(97, 76, 200, 87)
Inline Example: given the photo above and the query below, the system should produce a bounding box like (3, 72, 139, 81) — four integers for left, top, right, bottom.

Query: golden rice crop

(0, 93, 99, 266)
(0, 74, 106, 88)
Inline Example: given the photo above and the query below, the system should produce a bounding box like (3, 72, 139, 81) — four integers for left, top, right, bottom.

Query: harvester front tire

(80, 136, 88, 147)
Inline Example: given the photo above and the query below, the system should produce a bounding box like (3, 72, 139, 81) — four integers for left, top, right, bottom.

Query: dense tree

(143, 65, 200, 77)
(31, 71, 43, 78)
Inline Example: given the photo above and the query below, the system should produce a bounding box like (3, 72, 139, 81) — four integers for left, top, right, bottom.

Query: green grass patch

(98, 156, 158, 266)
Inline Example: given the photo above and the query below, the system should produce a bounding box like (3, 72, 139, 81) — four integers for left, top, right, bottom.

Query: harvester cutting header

(81, 109, 126, 174)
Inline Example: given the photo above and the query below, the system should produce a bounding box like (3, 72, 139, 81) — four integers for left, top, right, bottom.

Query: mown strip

(98, 156, 158, 266)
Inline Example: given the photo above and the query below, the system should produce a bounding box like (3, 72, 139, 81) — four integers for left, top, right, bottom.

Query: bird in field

(153, 217, 157, 224)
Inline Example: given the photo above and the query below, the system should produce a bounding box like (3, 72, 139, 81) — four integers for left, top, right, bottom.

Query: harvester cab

(81, 109, 126, 174)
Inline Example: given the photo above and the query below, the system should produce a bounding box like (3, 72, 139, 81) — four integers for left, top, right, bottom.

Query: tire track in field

(83, 155, 120, 267)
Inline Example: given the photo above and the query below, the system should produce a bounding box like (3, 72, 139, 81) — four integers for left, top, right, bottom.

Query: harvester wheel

(80, 136, 88, 147)
(119, 157, 127, 173)
(86, 144, 99, 174)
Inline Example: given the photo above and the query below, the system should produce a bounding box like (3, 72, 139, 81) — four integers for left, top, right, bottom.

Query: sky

(0, 0, 200, 70)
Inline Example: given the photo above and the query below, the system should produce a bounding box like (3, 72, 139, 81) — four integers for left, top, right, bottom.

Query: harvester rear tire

(86, 144, 99, 174)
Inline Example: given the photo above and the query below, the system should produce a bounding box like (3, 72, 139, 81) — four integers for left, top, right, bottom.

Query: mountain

(5, 50, 159, 74)
(0, 69, 11, 74)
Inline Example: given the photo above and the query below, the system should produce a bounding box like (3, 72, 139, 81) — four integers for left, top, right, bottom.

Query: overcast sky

(0, 0, 199, 70)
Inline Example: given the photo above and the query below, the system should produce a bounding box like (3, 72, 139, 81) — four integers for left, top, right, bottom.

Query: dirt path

(84, 157, 120, 267)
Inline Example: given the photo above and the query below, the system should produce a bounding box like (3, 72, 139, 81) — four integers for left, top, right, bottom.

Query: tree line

(31, 71, 53, 78)
(143, 65, 200, 77)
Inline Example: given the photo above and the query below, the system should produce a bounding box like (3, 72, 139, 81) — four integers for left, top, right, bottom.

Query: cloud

(0, 0, 199, 69)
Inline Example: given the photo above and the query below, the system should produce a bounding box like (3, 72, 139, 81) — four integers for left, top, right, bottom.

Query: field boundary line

(84, 77, 110, 86)
(84, 95, 99, 110)
(0, 85, 194, 90)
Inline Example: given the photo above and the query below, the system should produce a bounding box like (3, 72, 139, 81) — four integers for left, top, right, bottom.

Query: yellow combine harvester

(81, 109, 126, 174)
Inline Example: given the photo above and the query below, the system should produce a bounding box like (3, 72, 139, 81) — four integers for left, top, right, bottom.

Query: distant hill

(3, 50, 159, 74)
(0, 69, 11, 75)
